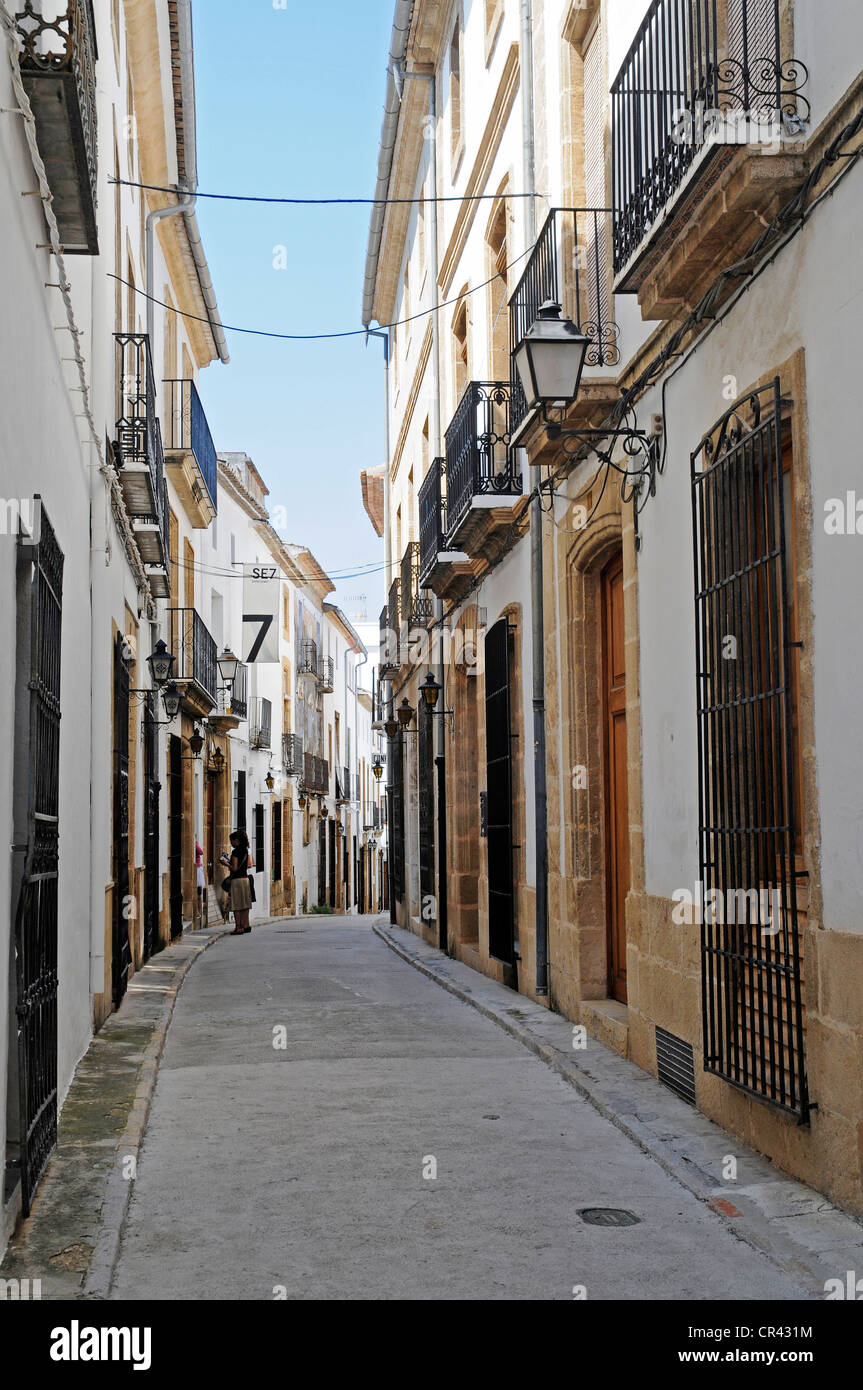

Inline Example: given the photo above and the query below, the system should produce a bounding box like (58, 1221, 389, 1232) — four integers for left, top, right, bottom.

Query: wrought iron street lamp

(421, 672, 441, 708)
(513, 300, 591, 417)
(147, 639, 175, 687)
(372, 757, 384, 782)
(320, 802, 329, 820)
(210, 746, 225, 776)
(161, 682, 182, 721)
(188, 727, 205, 759)
(265, 768, 275, 793)
(217, 646, 240, 686)
(397, 698, 414, 729)
(384, 716, 399, 739)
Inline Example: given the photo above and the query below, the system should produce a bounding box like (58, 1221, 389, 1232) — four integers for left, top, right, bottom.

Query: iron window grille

(691, 378, 808, 1122)
(283, 732, 304, 777)
(163, 378, 219, 512)
(509, 208, 620, 440)
(114, 334, 170, 568)
(249, 696, 272, 750)
(168, 608, 218, 705)
(302, 752, 329, 795)
(444, 381, 520, 540)
(401, 541, 435, 627)
(14, 0, 98, 253)
(611, 0, 810, 274)
(254, 803, 265, 868)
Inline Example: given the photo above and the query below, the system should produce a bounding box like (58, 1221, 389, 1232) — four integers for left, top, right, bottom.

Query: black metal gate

(12, 499, 63, 1215)
(113, 633, 132, 1005)
(691, 380, 808, 1121)
(143, 697, 161, 959)
(485, 620, 515, 964)
(329, 819, 337, 907)
(168, 734, 183, 940)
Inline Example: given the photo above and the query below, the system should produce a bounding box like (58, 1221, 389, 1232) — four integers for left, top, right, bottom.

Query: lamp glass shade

(265, 773, 275, 791)
(321, 803, 329, 819)
(421, 672, 441, 708)
(213, 749, 225, 772)
(397, 698, 414, 728)
(162, 682, 182, 720)
(514, 301, 591, 410)
(217, 647, 240, 685)
(147, 639, 175, 687)
(372, 763, 383, 782)
(189, 729, 204, 757)
(298, 794, 307, 809)
(384, 719, 399, 739)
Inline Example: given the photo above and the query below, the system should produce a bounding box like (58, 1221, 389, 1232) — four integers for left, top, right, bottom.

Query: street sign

(242, 564, 281, 664)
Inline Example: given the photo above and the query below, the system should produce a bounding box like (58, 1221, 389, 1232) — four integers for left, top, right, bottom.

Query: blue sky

(193, 0, 393, 619)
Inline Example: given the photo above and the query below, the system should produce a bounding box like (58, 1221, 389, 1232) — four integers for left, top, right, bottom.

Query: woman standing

(227, 829, 255, 936)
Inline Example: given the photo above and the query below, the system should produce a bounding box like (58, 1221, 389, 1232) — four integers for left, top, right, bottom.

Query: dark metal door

(485, 619, 515, 964)
(357, 840, 365, 915)
(143, 696, 161, 960)
(168, 734, 183, 940)
(418, 702, 436, 926)
(12, 500, 63, 1215)
(691, 379, 808, 1121)
(113, 633, 132, 1005)
(391, 733, 405, 902)
(318, 819, 327, 905)
(329, 819, 337, 906)
(236, 770, 247, 837)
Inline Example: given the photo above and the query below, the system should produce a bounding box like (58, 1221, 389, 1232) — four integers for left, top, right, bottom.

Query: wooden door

(205, 775, 215, 888)
(602, 554, 630, 1003)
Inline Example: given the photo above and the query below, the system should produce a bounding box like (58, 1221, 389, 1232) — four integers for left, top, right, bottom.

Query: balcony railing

(445, 382, 520, 538)
(283, 732, 303, 777)
(299, 638, 318, 677)
(509, 208, 620, 440)
(419, 458, 448, 586)
(217, 661, 248, 719)
(611, 0, 809, 274)
(114, 334, 170, 588)
(168, 608, 218, 706)
(400, 542, 434, 627)
(163, 378, 218, 513)
(249, 696, 272, 750)
(317, 656, 335, 692)
(15, 1, 98, 253)
(302, 753, 329, 795)
(379, 604, 395, 673)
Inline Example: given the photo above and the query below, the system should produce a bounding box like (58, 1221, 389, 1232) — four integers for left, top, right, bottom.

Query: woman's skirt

(196, 866, 205, 889)
(229, 875, 252, 911)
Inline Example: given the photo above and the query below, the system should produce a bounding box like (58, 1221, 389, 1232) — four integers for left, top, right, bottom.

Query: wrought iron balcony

(379, 604, 397, 675)
(317, 656, 335, 693)
(114, 334, 170, 591)
(168, 608, 218, 711)
(299, 638, 318, 678)
(400, 542, 434, 628)
(302, 752, 329, 795)
(336, 765, 351, 803)
(611, 0, 809, 282)
(14, 1, 98, 254)
(418, 458, 474, 600)
(444, 382, 521, 547)
(283, 732, 303, 777)
(249, 696, 272, 750)
(510, 208, 620, 443)
(163, 378, 218, 525)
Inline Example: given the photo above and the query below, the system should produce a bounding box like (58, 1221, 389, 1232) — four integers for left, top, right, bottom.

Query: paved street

(109, 915, 812, 1301)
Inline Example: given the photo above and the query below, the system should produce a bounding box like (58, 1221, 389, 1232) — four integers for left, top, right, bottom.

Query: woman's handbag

(248, 874, 257, 904)
(220, 875, 232, 894)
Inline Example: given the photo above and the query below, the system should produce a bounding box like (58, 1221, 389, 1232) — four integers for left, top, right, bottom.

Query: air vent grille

(656, 1026, 696, 1105)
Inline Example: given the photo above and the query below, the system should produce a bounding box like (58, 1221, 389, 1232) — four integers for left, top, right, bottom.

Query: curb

(372, 921, 863, 1297)
(82, 926, 229, 1299)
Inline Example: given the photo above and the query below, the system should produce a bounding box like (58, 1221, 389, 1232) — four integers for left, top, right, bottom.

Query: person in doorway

(227, 829, 255, 935)
(195, 839, 206, 925)
(217, 846, 231, 922)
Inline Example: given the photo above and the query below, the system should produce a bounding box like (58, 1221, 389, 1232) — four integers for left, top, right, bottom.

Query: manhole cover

(579, 1208, 641, 1228)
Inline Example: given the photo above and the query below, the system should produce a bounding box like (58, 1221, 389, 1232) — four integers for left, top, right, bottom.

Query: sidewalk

(0, 923, 231, 1299)
(373, 920, 863, 1299)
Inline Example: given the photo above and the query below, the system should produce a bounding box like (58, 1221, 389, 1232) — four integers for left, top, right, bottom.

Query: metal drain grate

(579, 1208, 641, 1227)
(656, 1026, 697, 1105)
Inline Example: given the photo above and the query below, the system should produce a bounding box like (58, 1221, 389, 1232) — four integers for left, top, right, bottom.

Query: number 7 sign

(242, 565, 281, 663)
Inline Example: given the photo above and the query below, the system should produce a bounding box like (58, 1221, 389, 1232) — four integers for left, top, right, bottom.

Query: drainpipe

(521, 0, 549, 997)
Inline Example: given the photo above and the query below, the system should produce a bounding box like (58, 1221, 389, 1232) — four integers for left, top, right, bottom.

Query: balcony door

(601, 553, 630, 1003)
